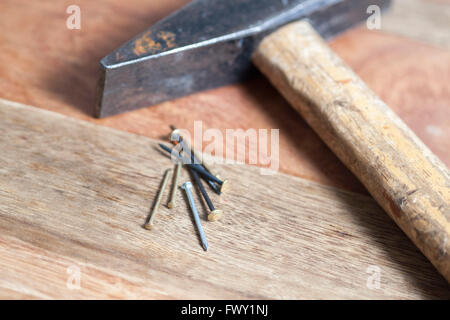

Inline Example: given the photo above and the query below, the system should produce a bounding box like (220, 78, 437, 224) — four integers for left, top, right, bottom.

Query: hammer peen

(98, 0, 450, 282)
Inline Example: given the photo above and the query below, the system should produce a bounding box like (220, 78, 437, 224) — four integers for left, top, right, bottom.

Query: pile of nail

(144, 126, 229, 252)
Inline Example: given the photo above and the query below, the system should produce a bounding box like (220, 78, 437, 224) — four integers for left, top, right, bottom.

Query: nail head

(208, 209, 223, 222)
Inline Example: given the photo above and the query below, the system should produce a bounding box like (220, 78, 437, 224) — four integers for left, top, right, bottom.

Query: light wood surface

(383, 0, 450, 48)
(253, 21, 450, 282)
(0, 99, 448, 299)
(0, 0, 448, 194)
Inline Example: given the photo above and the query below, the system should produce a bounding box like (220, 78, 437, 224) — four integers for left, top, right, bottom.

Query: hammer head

(97, 0, 390, 117)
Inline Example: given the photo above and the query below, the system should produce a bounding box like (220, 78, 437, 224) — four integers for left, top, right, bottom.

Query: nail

(168, 162, 182, 209)
(176, 138, 223, 194)
(205, 177, 222, 195)
(178, 139, 223, 195)
(158, 143, 223, 185)
(201, 162, 230, 193)
(159, 143, 183, 163)
(144, 168, 172, 230)
(169, 128, 230, 193)
(181, 182, 209, 251)
(215, 175, 230, 193)
(175, 137, 200, 165)
(191, 161, 223, 186)
(189, 168, 222, 222)
(192, 163, 223, 185)
(168, 125, 182, 143)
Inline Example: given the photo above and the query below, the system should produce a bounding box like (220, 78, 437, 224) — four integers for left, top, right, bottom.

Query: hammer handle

(253, 21, 450, 281)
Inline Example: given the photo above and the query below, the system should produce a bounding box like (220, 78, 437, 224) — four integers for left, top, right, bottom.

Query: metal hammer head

(97, 0, 390, 117)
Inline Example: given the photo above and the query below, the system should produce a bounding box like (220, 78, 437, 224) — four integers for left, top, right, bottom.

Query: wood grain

(0, 0, 448, 195)
(253, 20, 450, 282)
(0, 98, 448, 299)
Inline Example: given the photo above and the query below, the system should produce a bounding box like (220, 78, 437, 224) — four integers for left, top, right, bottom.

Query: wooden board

(0, 99, 448, 299)
(0, 0, 448, 195)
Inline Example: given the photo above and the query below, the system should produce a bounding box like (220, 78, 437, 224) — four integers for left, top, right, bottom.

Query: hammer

(97, 0, 450, 282)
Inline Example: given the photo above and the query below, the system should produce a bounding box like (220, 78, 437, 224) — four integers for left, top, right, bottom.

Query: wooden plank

(0, 0, 448, 195)
(0, 99, 448, 299)
(382, 0, 450, 49)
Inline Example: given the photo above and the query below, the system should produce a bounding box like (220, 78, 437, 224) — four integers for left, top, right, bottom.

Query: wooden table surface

(0, 0, 449, 298)
(1, 98, 449, 299)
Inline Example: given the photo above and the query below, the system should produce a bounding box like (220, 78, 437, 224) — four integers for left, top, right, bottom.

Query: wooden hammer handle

(253, 21, 450, 282)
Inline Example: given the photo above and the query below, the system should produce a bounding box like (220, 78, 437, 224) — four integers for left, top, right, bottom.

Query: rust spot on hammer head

(98, 0, 392, 117)
(133, 31, 176, 56)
